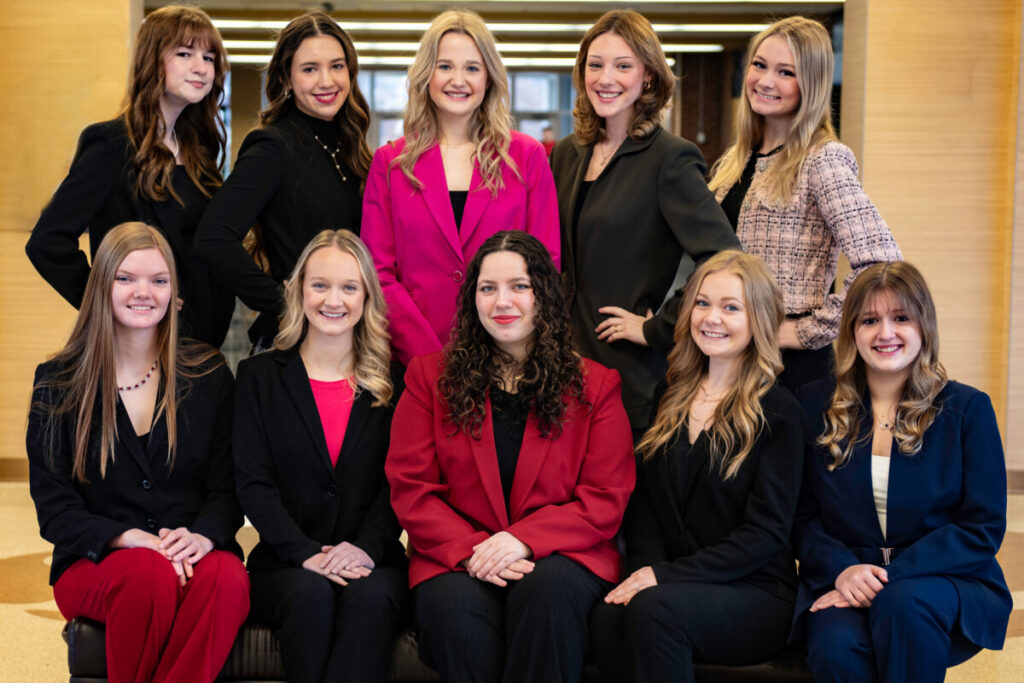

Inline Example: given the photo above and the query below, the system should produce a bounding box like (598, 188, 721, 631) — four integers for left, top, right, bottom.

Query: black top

(625, 383, 804, 601)
(489, 387, 529, 508)
(571, 180, 594, 257)
(25, 119, 235, 347)
(196, 104, 363, 344)
(449, 190, 468, 230)
(720, 146, 783, 230)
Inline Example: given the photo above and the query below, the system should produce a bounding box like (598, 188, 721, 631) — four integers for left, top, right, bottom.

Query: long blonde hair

(818, 262, 946, 470)
(394, 9, 520, 197)
(274, 230, 393, 406)
(638, 251, 784, 479)
(708, 16, 836, 204)
(33, 222, 221, 482)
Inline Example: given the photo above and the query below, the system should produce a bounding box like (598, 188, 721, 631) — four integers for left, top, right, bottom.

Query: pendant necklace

(313, 135, 348, 182)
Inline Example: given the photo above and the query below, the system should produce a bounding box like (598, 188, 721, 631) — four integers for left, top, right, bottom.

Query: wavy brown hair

(394, 9, 520, 197)
(274, 230, 393, 406)
(32, 223, 222, 482)
(572, 10, 676, 145)
(818, 261, 947, 470)
(637, 251, 784, 479)
(122, 5, 227, 205)
(438, 231, 586, 439)
(260, 11, 372, 182)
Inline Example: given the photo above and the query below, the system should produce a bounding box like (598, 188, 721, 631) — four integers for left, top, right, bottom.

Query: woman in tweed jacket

(709, 16, 902, 393)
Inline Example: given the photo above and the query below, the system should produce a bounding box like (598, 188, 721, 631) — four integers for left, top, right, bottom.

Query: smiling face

(690, 270, 753, 369)
(475, 250, 536, 361)
(111, 248, 173, 335)
(428, 31, 489, 126)
(301, 246, 366, 343)
(289, 34, 350, 121)
(161, 43, 215, 110)
(745, 34, 801, 124)
(854, 290, 923, 383)
(584, 31, 648, 131)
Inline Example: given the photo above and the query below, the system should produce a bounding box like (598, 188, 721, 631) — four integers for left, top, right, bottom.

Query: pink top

(309, 378, 355, 466)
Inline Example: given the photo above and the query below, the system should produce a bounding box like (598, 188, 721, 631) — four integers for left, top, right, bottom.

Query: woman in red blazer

(386, 231, 634, 683)
(361, 10, 560, 366)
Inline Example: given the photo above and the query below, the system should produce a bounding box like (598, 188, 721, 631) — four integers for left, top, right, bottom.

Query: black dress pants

(589, 580, 794, 683)
(249, 564, 407, 683)
(413, 554, 610, 683)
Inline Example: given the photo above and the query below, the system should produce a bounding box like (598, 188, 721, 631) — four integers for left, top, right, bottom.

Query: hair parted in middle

(122, 4, 228, 205)
(438, 230, 587, 440)
(274, 229, 393, 406)
(394, 9, 521, 197)
(637, 250, 784, 479)
(708, 15, 837, 204)
(261, 10, 373, 182)
(818, 261, 946, 470)
(572, 9, 676, 145)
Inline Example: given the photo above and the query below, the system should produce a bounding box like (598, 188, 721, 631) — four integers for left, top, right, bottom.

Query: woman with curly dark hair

(386, 230, 635, 683)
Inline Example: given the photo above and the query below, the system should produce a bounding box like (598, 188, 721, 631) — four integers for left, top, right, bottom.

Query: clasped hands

(303, 542, 374, 586)
(113, 527, 214, 586)
(462, 531, 534, 587)
(810, 563, 889, 612)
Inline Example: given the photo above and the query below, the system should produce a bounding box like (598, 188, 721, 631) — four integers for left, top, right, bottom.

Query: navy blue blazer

(792, 379, 1011, 650)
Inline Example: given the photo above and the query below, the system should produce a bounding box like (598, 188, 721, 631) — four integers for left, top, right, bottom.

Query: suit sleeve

(26, 124, 122, 308)
(642, 142, 741, 353)
(386, 356, 489, 570)
(361, 147, 444, 365)
(26, 367, 131, 565)
(650, 397, 804, 584)
(522, 139, 562, 269)
(886, 390, 1006, 581)
(232, 360, 321, 566)
(195, 129, 285, 317)
(505, 368, 635, 559)
(624, 468, 670, 572)
(797, 144, 903, 350)
(188, 365, 244, 548)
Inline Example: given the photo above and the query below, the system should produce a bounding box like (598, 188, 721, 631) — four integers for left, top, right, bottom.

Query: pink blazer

(361, 131, 561, 365)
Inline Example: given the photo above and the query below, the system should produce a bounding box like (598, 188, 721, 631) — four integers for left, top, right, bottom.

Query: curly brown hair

(438, 231, 586, 439)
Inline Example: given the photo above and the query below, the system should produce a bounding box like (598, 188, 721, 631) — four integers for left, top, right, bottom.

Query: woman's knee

(108, 548, 180, 605)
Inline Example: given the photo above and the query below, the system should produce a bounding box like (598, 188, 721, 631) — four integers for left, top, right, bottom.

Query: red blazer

(361, 132, 561, 365)
(386, 352, 635, 588)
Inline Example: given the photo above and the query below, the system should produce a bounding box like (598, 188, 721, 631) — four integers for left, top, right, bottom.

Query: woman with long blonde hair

(234, 230, 408, 683)
(590, 250, 804, 682)
(709, 16, 902, 393)
(793, 261, 1010, 682)
(197, 10, 372, 351)
(27, 222, 249, 683)
(27, 5, 235, 347)
(361, 9, 560, 366)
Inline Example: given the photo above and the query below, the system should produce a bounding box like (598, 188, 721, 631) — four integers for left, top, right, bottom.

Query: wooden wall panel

(1007, 17, 1024, 469)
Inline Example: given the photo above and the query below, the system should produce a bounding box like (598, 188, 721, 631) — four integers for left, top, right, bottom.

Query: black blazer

(25, 119, 235, 347)
(625, 384, 803, 602)
(550, 128, 740, 428)
(27, 358, 243, 585)
(233, 348, 405, 576)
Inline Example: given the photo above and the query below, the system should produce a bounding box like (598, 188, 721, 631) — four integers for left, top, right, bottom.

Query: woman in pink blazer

(386, 231, 634, 683)
(361, 10, 560, 366)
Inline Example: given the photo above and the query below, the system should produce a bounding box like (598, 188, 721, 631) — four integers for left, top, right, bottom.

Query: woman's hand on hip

(596, 306, 652, 346)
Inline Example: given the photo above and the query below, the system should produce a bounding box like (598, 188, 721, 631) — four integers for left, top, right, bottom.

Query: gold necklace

(596, 137, 624, 168)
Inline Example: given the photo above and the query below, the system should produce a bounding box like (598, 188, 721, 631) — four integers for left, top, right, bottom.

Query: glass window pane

(377, 118, 404, 148)
(513, 73, 558, 112)
(373, 71, 408, 112)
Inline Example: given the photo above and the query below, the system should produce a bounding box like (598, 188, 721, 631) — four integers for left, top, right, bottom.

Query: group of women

(24, 4, 1009, 683)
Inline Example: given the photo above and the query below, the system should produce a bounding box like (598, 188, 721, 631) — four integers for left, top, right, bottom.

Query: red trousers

(54, 548, 250, 683)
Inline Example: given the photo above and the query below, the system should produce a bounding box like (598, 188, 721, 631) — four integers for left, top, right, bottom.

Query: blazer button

(146, 518, 158, 530)
(327, 484, 338, 496)
(141, 479, 153, 490)
(87, 551, 98, 561)
(452, 270, 464, 283)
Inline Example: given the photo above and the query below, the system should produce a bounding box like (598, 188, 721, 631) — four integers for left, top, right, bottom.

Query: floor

(2, 481, 1023, 681)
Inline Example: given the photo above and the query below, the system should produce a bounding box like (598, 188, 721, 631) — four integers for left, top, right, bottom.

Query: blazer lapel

(280, 352, 335, 476)
(562, 139, 591, 283)
(468, 397, 511, 528)
(507, 417, 554, 522)
(650, 450, 685, 535)
(334, 388, 370, 472)
(417, 146, 464, 261)
(114, 399, 152, 477)
(851, 399, 887, 544)
(457, 165, 488, 246)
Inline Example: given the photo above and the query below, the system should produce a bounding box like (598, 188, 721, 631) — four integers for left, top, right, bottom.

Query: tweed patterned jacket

(716, 141, 902, 350)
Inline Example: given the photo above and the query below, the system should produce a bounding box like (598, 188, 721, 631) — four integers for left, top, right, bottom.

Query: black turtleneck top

(196, 104, 363, 343)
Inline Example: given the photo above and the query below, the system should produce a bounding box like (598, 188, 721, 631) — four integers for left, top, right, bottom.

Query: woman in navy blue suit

(793, 261, 1011, 682)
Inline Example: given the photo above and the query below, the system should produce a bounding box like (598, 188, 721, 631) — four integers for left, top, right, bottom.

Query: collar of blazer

(570, 125, 662, 162)
(416, 144, 490, 261)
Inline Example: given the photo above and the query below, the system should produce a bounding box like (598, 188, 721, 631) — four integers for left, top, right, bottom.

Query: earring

(643, 81, 652, 91)
(284, 87, 292, 98)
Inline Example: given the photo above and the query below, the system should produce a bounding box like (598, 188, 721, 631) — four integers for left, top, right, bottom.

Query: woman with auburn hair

(26, 5, 235, 347)
(197, 10, 372, 351)
(589, 250, 803, 682)
(387, 231, 634, 683)
(362, 9, 560, 367)
(27, 222, 248, 683)
(793, 261, 1010, 682)
(234, 229, 407, 683)
(551, 9, 739, 437)
(709, 16, 902, 393)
